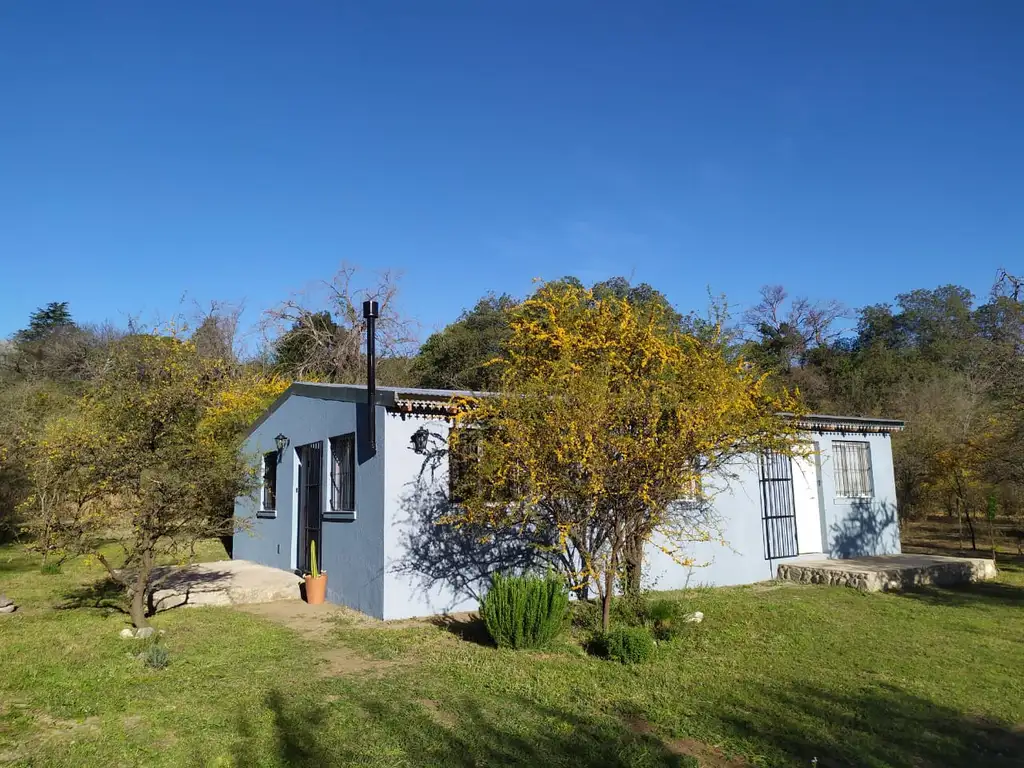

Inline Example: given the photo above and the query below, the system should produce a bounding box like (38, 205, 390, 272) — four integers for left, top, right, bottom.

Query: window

(329, 434, 356, 512)
(833, 441, 874, 498)
(261, 451, 278, 511)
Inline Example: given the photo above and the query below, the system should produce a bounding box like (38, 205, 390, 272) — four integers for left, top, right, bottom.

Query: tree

(446, 282, 799, 631)
(14, 302, 75, 344)
(262, 264, 417, 384)
(413, 294, 517, 391)
(412, 277, 685, 392)
(39, 334, 262, 627)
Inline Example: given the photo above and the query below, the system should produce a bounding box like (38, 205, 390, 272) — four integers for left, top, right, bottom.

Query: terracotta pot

(304, 573, 328, 605)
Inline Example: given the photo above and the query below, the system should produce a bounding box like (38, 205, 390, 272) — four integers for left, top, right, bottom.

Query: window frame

(328, 433, 356, 517)
(258, 450, 278, 518)
(832, 440, 874, 499)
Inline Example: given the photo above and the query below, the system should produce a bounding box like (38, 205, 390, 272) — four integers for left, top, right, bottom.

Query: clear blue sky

(1, 1, 1021, 341)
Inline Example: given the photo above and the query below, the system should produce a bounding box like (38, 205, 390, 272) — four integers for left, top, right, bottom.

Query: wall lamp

(274, 433, 290, 455)
(410, 426, 431, 455)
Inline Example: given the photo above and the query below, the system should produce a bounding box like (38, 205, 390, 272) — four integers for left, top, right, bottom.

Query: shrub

(569, 599, 601, 631)
(648, 598, 686, 641)
(39, 561, 62, 575)
(480, 572, 569, 649)
(611, 592, 650, 627)
(602, 626, 656, 664)
(140, 640, 170, 670)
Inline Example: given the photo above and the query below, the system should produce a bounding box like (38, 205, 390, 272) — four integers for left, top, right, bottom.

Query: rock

(120, 628, 136, 639)
(684, 611, 704, 623)
(0, 594, 13, 608)
(135, 627, 156, 639)
(0, 605, 16, 615)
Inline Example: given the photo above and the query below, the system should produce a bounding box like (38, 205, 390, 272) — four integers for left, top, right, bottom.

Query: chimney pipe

(362, 300, 379, 454)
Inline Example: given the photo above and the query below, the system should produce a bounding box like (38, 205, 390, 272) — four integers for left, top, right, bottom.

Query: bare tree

(743, 285, 847, 369)
(261, 264, 418, 383)
(191, 300, 244, 365)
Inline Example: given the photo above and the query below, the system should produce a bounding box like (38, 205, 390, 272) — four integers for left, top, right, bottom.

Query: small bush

(611, 592, 650, 627)
(140, 641, 170, 670)
(648, 598, 686, 642)
(480, 573, 569, 649)
(602, 626, 656, 665)
(39, 561, 62, 575)
(569, 599, 601, 631)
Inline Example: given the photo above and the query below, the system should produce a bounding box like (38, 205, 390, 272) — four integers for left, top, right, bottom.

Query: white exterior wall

(382, 414, 479, 620)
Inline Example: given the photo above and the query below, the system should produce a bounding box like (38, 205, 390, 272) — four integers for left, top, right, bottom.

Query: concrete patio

(775, 554, 998, 592)
(148, 559, 302, 612)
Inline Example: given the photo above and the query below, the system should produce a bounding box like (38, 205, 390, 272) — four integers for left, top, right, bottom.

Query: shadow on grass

(428, 613, 493, 647)
(222, 689, 695, 767)
(714, 681, 1023, 768)
(58, 577, 128, 615)
(898, 579, 1024, 609)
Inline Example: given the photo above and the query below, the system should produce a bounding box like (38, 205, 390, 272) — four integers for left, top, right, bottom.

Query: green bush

(39, 561, 62, 575)
(611, 592, 650, 628)
(569, 599, 601, 631)
(480, 573, 569, 649)
(648, 598, 686, 641)
(140, 640, 170, 670)
(601, 626, 656, 664)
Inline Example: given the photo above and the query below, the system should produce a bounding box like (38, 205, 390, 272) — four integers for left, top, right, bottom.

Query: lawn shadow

(223, 688, 693, 767)
(712, 680, 1023, 767)
(58, 577, 128, 615)
(897, 579, 1024, 609)
(428, 612, 493, 647)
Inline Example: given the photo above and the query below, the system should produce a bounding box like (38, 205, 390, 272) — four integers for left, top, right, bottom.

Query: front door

(296, 441, 323, 574)
(793, 447, 825, 554)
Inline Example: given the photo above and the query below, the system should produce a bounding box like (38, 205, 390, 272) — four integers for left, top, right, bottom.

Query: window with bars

(833, 441, 874, 498)
(261, 451, 278, 511)
(329, 434, 356, 512)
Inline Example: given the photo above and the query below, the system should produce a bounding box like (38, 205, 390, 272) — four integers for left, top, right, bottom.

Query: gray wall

(233, 395, 387, 618)
(645, 430, 901, 590)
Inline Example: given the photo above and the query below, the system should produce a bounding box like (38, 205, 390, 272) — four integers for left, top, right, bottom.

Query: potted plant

(304, 540, 328, 604)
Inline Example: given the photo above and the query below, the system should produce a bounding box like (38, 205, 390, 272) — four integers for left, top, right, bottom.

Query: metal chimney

(362, 300, 379, 454)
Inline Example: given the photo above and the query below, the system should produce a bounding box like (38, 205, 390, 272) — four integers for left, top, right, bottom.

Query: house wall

(644, 430, 901, 590)
(382, 414, 480, 620)
(233, 395, 387, 618)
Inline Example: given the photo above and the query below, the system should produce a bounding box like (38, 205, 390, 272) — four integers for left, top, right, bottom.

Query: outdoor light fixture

(274, 433, 289, 455)
(410, 426, 431, 455)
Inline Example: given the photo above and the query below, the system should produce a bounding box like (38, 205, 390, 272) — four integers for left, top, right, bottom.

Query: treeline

(1, 266, 1022, 554)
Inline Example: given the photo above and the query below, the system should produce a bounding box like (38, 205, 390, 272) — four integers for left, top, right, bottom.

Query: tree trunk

(623, 538, 642, 597)
(128, 548, 154, 629)
(601, 567, 614, 633)
(964, 508, 977, 551)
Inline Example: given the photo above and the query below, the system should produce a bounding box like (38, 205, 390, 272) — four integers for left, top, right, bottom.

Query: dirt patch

(238, 600, 396, 677)
(35, 713, 101, 740)
(416, 699, 458, 729)
(625, 717, 751, 768)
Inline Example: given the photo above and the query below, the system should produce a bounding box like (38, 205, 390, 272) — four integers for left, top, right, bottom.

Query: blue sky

(1, 2, 1021, 342)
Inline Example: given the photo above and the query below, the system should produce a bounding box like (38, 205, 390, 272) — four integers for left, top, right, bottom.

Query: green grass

(1, 541, 1022, 767)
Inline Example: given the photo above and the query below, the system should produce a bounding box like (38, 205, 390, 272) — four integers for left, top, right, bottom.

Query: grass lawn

(0, 538, 1022, 768)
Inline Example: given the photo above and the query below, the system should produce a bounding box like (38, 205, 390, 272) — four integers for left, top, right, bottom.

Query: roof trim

(784, 413, 905, 434)
(245, 383, 905, 436)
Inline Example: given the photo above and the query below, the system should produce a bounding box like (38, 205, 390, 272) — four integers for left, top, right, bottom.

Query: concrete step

(147, 560, 302, 612)
(775, 554, 997, 592)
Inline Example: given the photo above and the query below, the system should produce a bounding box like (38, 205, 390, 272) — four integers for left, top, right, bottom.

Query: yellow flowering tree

(34, 335, 280, 628)
(448, 283, 800, 631)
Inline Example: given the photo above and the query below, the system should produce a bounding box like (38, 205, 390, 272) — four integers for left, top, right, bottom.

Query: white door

(792, 450, 824, 554)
